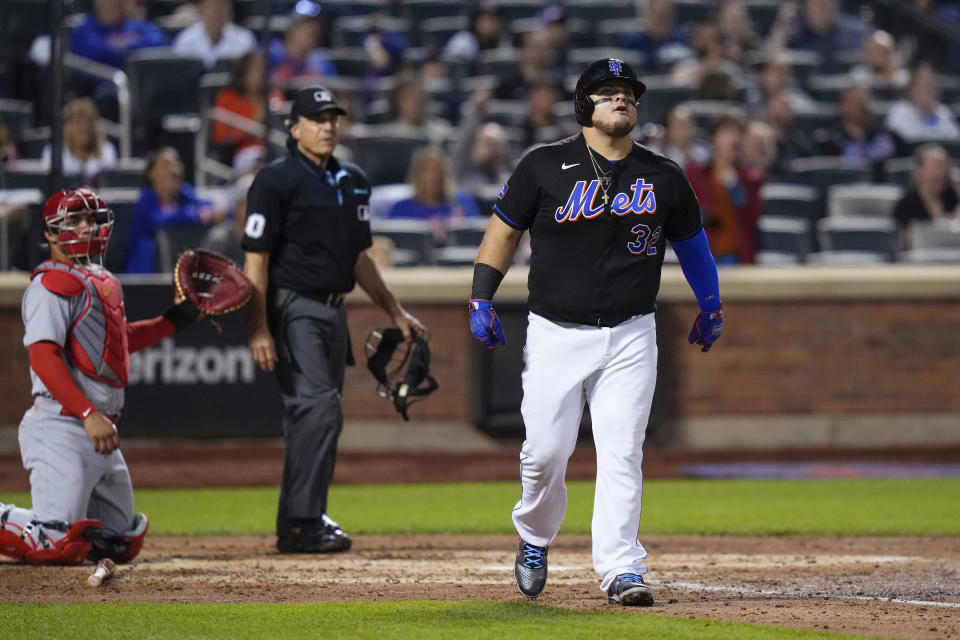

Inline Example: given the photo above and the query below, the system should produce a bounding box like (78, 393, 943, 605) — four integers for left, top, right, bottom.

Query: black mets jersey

(494, 133, 703, 326)
(241, 150, 372, 294)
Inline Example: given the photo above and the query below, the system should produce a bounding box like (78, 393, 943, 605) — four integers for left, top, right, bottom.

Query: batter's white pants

(512, 311, 657, 592)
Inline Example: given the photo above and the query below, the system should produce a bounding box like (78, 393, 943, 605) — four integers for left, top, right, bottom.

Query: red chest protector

(32, 260, 129, 387)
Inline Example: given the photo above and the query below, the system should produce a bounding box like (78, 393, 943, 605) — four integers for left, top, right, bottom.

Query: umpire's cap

(289, 85, 348, 123)
(574, 58, 647, 126)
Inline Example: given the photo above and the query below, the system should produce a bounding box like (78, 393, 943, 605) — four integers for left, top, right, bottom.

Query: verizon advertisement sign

(120, 278, 281, 438)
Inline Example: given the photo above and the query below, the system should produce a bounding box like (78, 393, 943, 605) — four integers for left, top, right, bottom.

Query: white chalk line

(653, 579, 960, 609)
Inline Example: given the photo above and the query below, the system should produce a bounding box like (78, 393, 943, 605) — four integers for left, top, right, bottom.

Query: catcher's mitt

(174, 249, 251, 316)
(365, 328, 438, 421)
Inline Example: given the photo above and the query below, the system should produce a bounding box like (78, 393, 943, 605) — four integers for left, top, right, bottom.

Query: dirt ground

(2, 443, 959, 639)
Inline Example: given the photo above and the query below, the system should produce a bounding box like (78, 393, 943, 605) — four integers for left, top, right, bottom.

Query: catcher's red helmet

(574, 58, 647, 126)
(42, 188, 114, 261)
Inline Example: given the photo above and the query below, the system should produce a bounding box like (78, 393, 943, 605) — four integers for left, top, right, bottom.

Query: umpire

(242, 86, 425, 553)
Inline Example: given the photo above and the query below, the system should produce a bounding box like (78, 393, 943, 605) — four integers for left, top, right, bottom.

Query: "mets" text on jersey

(554, 178, 657, 223)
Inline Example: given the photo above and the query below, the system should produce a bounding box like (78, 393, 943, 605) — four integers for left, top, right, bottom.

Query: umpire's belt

(296, 290, 345, 306)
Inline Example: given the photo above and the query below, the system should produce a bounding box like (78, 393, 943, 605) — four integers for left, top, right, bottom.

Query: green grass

(2, 478, 958, 537)
(1, 602, 878, 640)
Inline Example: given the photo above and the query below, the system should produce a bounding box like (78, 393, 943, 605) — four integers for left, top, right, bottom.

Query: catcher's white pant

(512, 311, 657, 592)
(18, 397, 135, 537)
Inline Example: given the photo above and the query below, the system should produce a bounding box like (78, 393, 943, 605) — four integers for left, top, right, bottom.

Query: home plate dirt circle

(2, 534, 959, 639)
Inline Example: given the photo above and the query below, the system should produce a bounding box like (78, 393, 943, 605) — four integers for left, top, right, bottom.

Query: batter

(468, 59, 724, 605)
(1, 188, 199, 565)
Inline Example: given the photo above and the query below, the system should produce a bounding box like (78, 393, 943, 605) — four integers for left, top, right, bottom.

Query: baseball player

(469, 59, 724, 605)
(0, 188, 201, 565)
(242, 86, 425, 553)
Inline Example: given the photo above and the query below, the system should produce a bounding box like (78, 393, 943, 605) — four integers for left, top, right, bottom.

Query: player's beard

(593, 118, 636, 138)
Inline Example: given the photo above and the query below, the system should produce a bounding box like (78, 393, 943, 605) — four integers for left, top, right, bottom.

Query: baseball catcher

(1, 188, 207, 566)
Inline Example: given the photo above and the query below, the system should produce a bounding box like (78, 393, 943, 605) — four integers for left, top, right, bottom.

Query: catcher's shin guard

(0, 520, 100, 565)
(90, 513, 149, 563)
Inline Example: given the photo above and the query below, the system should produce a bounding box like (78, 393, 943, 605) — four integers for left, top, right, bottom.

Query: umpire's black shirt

(241, 149, 372, 294)
(493, 134, 704, 327)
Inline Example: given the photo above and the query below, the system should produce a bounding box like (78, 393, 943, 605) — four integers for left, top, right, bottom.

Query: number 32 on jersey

(628, 224, 661, 256)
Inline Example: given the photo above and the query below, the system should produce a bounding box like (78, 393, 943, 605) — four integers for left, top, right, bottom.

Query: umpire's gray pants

(271, 292, 349, 538)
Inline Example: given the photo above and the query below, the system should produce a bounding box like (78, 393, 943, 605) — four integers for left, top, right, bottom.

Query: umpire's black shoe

(607, 573, 654, 606)
(277, 516, 351, 554)
(514, 539, 548, 598)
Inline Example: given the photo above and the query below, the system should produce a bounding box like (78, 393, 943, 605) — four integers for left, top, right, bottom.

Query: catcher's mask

(365, 328, 438, 421)
(41, 188, 114, 262)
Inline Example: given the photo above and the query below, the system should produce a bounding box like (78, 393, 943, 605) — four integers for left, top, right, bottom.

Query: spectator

(536, 4, 574, 77)
(268, 14, 337, 89)
(70, 0, 169, 70)
(850, 30, 909, 94)
(387, 146, 480, 245)
(519, 75, 570, 149)
(741, 119, 779, 175)
(125, 146, 223, 273)
(172, 0, 257, 70)
(362, 13, 407, 82)
(619, 0, 691, 72)
(201, 173, 253, 265)
(495, 29, 553, 101)
(884, 63, 960, 146)
(388, 72, 451, 144)
(716, 0, 760, 64)
(893, 144, 960, 239)
(815, 84, 896, 179)
(785, 0, 868, 73)
(443, 6, 505, 72)
(454, 109, 512, 197)
(685, 110, 764, 264)
(0, 121, 20, 166)
(672, 22, 740, 90)
(744, 54, 816, 118)
(763, 89, 817, 174)
(662, 104, 709, 168)
(40, 97, 118, 185)
(212, 52, 268, 165)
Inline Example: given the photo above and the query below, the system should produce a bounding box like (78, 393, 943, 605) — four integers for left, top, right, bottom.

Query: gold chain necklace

(585, 141, 613, 206)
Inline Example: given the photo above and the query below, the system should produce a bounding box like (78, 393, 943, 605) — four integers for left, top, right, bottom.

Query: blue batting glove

(688, 303, 723, 352)
(468, 299, 506, 349)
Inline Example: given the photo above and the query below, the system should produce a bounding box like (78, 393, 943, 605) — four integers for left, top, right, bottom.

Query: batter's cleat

(514, 540, 548, 598)
(277, 516, 351, 554)
(607, 573, 655, 606)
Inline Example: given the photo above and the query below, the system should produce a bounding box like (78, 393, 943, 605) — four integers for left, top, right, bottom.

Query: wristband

(471, 262, 505, 300)
(163, 300, 202, 332)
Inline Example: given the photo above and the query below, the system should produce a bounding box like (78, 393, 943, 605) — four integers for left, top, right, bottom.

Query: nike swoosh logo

(561, 163, 579, 170)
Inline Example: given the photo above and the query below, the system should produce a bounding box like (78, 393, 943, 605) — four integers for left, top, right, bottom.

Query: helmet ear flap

(574, 90, 594, 127)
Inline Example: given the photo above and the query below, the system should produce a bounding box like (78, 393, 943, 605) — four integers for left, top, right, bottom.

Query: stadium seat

(0, 99, 33, 146)
(434, 245, 477, 266)
(745, 0, 780, 34)
(816, 216, 898, 261)
(324, 0, 386, 17)
(400, 0, 471, 23)
(804, 250, 891, 265)
(97, 187, 141, 274)
(1, 160, 82, 190)
(757, 216, 813, 260)
(760, 183, 820, 221)
(485, 0, 544, 25)
(419, 16, 469, 51)
(634, 75, 694, 124)
(882, 157, 914, 186)
(370, 219, 435, 265)
(471, 183, 507, 218)
(0, 0, 48, 60)
(369, 183, 414, 219)
(324, 48, 370, 78)
(346, 126, 428, 186)
(827, 183, 903, 218)
(673, 0, 713, 26)
(788, 157, 871, 195)
(126, 49, 206, 151)
(154, 223, 210, 272)
(903, 219, 960, 264)
(99, 158, 148, 189)
(477, 48, 520, 80)
(681, 100, 741, 134)
(565, 0, 636, 24)
(446, 217, 490, 248)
